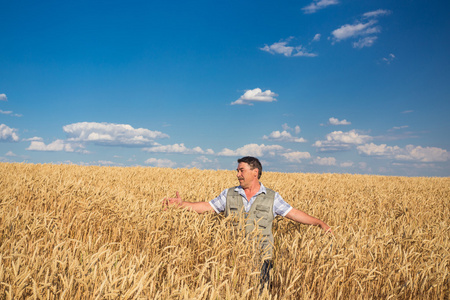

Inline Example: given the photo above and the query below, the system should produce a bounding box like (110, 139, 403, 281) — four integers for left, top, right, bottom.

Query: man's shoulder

(260, 183, 277, 195)
(265, 187, 276, 195)
(226, 186, 240, 194)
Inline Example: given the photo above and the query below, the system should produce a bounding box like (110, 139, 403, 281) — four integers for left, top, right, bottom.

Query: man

(164, 156, 332, 289)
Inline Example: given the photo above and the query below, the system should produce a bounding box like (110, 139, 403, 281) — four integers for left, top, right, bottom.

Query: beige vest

(225, 187, 275, 259)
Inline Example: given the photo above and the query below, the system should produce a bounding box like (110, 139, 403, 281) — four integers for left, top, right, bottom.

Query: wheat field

(0, 162, 448, 299)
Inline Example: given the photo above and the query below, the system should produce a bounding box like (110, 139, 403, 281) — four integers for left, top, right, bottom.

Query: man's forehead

(237, 162, 251, 169)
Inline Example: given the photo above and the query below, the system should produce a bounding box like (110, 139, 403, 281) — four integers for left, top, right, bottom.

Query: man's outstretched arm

(164, 191, 214, 214)
(285, 208, 332, 234)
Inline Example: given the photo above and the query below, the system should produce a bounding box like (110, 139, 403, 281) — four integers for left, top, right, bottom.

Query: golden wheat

(0, 163, 448, 299)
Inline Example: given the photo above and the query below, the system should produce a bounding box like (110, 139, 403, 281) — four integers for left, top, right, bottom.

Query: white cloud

(232, 88, 278, 105)
(401, 110, 413, 114)
(143, 143, 214, 155)
(312, 156, 337, 166)
(353, 36, 378, 49)
(382, 53, 395, 64)
(263, 130, 306, 143)
(63, 122, 169, 146)
(326, 130, 372, 144)
(357, 143, 400, 157)
(263, 130, 291, 140)
(340, 161, 354, 167)
(27, 139, 78, 152)
(196, 156, 213, 163)
(282, 151, 311, 163)
(0, 109, 22, 117)
(95, 160, 124, 167)
(24, 136, 44, 142)
(218, 144, 284, 157)
(0, 94, 7, 101)
(0, 124, 19, 142)
(328, 117, 351, 125)
(331, 9, 391, 48)
(332, 20, 379, 41)
(312, 34, 321, 42)
(260, 38, 317, 58)
(388, 125, 408, 132)
(281, 123, 301, 134)
(184, 156, 220, 169)
(282, 123, 291, 131)
(407, 146, 449, 162)
(302, 0, 339, 14)
(313, 130, 373, 151)
(5, 151, 16, 157)
(145, 158, 177, 168)
(363, 9, 391, 18)
(357, 143, 450, 162)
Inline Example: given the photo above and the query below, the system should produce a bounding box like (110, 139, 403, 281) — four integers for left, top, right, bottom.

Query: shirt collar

(235, 182, 267, 194)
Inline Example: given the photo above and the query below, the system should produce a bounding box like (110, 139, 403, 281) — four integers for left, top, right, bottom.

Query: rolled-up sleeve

(209, 189, 228, 213)
(273, 192, 293, 217)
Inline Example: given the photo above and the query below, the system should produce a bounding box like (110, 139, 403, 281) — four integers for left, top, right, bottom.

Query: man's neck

(242, 181, 261, 200)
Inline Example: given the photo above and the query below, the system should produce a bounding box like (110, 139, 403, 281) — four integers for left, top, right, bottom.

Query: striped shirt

(209, 182, 293, 218)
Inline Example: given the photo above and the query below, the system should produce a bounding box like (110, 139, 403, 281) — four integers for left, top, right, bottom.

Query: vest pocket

(254, 204, 270, 229)
(230, 207, 238, 214)
(257, 222, 267, 229)
(255, 204, 270, 212)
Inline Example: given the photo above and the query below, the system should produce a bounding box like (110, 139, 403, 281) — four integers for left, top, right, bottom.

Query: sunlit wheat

(0, 163, 448, 299)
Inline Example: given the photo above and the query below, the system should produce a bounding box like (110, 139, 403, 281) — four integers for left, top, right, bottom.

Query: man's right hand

(163, 192, 214, 214)
(163, 191, 183, 209)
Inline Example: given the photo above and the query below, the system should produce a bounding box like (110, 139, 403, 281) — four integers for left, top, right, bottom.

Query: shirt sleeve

(209, 188, 228, 213)
(273, 192, 293, 217)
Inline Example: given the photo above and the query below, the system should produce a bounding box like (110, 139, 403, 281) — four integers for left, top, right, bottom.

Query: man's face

(236, 162, 258, 188)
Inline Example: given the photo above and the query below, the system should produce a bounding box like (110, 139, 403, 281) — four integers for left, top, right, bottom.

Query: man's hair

(238, 156, 262, 179)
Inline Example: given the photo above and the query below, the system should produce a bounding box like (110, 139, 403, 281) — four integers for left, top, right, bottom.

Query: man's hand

(320, 222, 334, 235)
(163, 191, 183, 209)
(163, 191, 214, 214)
(285, 208, 333, 235)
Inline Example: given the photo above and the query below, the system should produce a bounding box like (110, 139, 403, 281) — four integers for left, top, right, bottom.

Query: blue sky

(1, 0, 449, 176)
